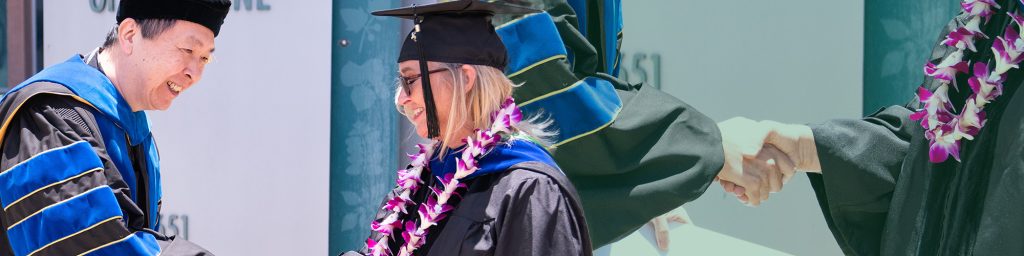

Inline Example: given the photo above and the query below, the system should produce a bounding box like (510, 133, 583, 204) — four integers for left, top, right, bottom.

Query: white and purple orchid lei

(365, 97, 523, 256)
(912, 0, 1023, 163)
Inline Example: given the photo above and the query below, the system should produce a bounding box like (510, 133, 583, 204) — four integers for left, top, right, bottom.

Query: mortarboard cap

(371, 1, 538, 139)
(372, 0, 539, 70)
(117, 0, 232, 36)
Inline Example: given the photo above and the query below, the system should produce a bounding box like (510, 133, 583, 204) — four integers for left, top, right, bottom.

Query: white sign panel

(620, 0, 861, 255)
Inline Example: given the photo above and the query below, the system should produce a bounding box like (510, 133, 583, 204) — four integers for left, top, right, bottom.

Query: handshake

(715, 117, 823, 206)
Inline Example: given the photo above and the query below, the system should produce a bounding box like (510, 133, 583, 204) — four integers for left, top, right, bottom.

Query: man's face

(122, 20, 215, 111)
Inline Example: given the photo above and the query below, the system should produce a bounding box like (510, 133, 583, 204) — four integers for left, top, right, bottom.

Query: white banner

(619, 0, 861, 255)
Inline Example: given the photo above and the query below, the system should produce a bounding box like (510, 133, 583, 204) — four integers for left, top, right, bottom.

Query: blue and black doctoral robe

(0, 49, 209, 255)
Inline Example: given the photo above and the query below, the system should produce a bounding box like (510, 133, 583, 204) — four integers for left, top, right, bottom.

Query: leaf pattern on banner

(332, 2, 400, 253)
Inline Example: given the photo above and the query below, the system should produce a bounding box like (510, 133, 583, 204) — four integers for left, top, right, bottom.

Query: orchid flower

(967, 62, 1005, 107)
(367, 237, 391, 256)
(490, 98, 523, 133)
(385, 192, 415, 213)
(409, 144, 429, 167)
(965, 15, 986, 35)
(992, 25, 1024, 74)
(943, 26, 981, 52)
(433, 173, 467, 205)
(454, 156, 478, 179)
(910, 85, 955, 130)
(962, 0, 1001, 20)
(399, 221, 426, 255)
(396, 169, 423, 190)
(924, 50, 969, 82)
(1010, 11, 1024, 38)
(957, 98, 986, 137)
(927, 125, 962, 163)
(371, 213, 401, 234)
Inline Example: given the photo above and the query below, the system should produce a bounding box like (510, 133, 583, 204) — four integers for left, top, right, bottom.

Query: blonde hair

(395, 62, 556, 156)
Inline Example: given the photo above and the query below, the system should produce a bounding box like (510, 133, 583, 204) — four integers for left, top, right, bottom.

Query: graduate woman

(343, 1, 591, 255)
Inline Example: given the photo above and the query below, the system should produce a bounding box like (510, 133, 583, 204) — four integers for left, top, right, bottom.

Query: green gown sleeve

(499, 4, 723, 247)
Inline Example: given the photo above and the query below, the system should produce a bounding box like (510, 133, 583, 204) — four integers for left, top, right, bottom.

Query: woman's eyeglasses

(399, 68, 449, 96)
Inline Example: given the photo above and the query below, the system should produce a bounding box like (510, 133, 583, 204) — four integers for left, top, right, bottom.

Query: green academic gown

(498, 1, 723, 247)
(808, 3, 1024, 255)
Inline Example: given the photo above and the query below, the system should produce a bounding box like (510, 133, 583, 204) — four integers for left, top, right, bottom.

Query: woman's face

(397, 60, 455, 139)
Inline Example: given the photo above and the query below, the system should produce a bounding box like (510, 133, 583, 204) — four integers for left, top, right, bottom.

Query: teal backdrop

(329, 1, 401, 254)
(863, 0, 960, 115)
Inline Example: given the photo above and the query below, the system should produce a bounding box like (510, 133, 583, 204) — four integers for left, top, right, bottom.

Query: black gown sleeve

(493, 170, 588, 256)
(805, 105, 918, 255)
(0, 94, 208, 255)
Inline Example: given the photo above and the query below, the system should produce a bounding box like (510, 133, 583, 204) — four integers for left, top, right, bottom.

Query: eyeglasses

(398, 68, 449, 96)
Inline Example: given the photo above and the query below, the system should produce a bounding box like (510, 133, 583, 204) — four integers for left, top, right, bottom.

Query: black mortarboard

(372, 0, 538, 138)
(117, 0, 232, 36)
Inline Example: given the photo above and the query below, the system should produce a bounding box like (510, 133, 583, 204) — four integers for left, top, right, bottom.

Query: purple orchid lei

(365, 97, 523, 256)
(912, 0, 1023, 163)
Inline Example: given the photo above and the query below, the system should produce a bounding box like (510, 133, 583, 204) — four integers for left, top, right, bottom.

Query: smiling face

(396, 61, 456, 139)
(115, 19, 215, 111)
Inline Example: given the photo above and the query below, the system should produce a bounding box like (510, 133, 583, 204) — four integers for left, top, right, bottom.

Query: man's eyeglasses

(399, 68, 449, 96)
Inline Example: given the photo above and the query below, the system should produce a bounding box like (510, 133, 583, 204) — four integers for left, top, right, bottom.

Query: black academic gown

(808, 5, 1024, 255)
(354, 161, 592, 256)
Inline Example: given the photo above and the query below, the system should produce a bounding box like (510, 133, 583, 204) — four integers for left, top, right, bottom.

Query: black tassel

(413, 15, 441, 139)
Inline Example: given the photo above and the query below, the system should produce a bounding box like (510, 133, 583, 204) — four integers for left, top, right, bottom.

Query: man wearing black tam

(346, 1, 592, 255)
(0, 0, 230, 255)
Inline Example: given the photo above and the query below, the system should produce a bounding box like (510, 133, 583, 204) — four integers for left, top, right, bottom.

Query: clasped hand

(714, 117, 821, 206)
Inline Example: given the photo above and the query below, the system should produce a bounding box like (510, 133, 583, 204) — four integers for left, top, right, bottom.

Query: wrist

(762, 121, 822, 173)
(792, 124, 822, 173)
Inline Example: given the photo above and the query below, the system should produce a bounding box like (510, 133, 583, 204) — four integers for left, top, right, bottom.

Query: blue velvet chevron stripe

(0, 141, 102, 209)
(602, 0, 623, 76)
(6, 186, 127, 256)
(519, 77, 620, 147)
(497, 12, 567, 77)
(565, 0, 623, 76)
(567, 0, 586, 65)
(498, 10, 622, 148)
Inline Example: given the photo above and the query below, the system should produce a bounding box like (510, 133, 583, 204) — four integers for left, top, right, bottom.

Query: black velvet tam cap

(372, 0, 538, 70)
(117, 0, 232, 36)
(371, 0, 537, 139)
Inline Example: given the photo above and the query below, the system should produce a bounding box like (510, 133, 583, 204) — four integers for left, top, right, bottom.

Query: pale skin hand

(717, 118, 823, 202)
(648, 207, 691, 252)
(715, 117, 791, 206)
(761, 120, 822, 174)
(647, 118, 809, 251)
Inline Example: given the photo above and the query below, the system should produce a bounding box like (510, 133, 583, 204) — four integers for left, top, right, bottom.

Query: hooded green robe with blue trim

(496, 1, 724, 247)
(0, 50, 210, 256)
